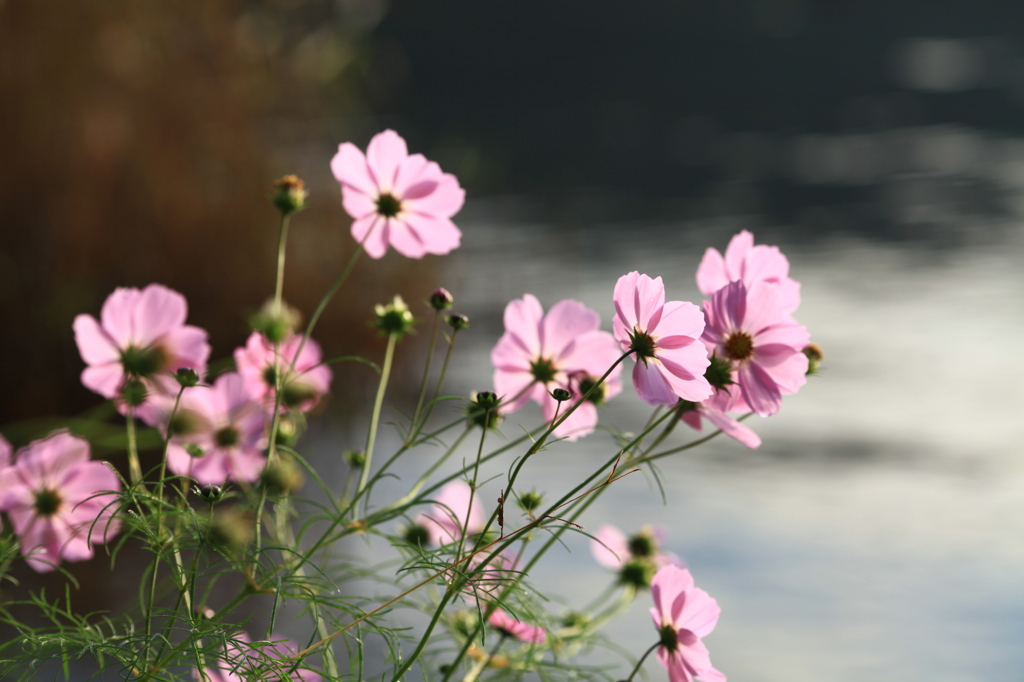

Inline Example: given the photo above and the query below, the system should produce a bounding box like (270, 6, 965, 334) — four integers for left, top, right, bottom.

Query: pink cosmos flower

(678, 390, 761, 450)
(612, 272, 713, 406)
(0, 434, 11, 469)
(696, 230, 800, 313)
(414, 481, 485, 546)
(650, 564, 726, 682)
(488, 608, 546, 644)
(194, 630, 322, 682)
(165, 373, 268, 486)
(73, 284, 211, 425)
(0, 431, 121, 573)
(233, 332, 332, 414)
(701, 280, 809, 417)
(591, 525, 683, 575)
(331, 129, 465, 259)
(491, 295, 622, 441)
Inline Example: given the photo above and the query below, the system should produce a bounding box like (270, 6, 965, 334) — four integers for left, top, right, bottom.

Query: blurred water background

(2, 1, 1023, 680)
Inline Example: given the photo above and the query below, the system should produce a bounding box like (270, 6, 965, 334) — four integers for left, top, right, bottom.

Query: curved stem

(126, 409, 142, 487)
(625, 641, 661, 682)
(416, 325, 462, 433)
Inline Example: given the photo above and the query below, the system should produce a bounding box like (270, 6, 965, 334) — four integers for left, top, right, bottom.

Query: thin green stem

(462, 633, 508, 682)
(273, 214, 290, 314)
(407, 310, 441, 445)
(357, 332, 398, 509)
(126, 410, 142, 487)
(416, 326, 462, 431)
(625, 641, 661, 682)
(456, 411, 491, 562)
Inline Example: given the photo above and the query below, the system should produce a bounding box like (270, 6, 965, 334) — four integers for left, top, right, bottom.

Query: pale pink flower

(612, 272, 713, 406)
(591, 524, 683, 573)
(488, 608, 546, 644)
(696, 230, 800, 313)
(0, 431, 121, 573)
(415, 481, 485, 546)
(701, 280, 809, 417)
(0, 434, 11, 469)
(194, 630, 322, 682)
(73, 284, 210, 425)
(233, 332, 332, 414)
(166, 373, 268, 486)
(491, 295, 622, 441)
(331, 129, 465, 259)
(678, 390, 761, 450)
(650, 564, 726, 682)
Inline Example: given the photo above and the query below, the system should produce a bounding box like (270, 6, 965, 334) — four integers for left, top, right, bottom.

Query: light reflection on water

(353, 209, 1024, 682)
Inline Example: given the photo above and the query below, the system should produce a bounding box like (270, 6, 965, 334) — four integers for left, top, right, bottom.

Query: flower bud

(184, 443, 205, 458)
(467, 392, 502, 430)
(120, 379, 148, 407)
(550, 387, 571, 402)
(207, 507, 254, 551)
(374, 295, 416, 336)
(251, 299, 303, 344)
(261, 452, 305, 495)
(275, 413, 305, 447)
(703, 354, 734, 391)
(446, 313, 469, 330)
(517, 490, 543, 512)
(403, 524, 431, 548)
(271, 174, 308, 216)
(619, 557, 657, 589)
(343, 449, 366, 468)
(803, 343, 824, 376)
(196, 484, 224, 504)
(576, 374, 609, 405)
(175, 367, 201, 388)
(428, 287, 454, 311)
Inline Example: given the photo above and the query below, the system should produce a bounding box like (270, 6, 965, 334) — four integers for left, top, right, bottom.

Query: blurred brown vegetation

(0, 0, 439, 432)
(0, 0, 445, 614)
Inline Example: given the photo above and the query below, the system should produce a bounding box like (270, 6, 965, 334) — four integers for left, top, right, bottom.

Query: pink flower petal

(387, 219, 430, 259)
(633, 361, 680, 406)
(695, 246, 730, 297)
(351, 214, 389, 259)
(542, 299, 600, 361)
(81, 364, 125, 399)
(404, 172, 465, 218)
(100, 287, 141, 348)
(133, 284, 188, 348)
(502, 295, 544, 359)
(591, 524, 629, 570)
(737, 363, 782, 417)
(73, 315, 121, 365)
(365, 129, 408, 191)
(330, 142, 376, 197)
(400, 213, 461, 256)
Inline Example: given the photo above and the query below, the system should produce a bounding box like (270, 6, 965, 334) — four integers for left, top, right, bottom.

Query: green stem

(273, 214, 290, 314)
(287, 245, 363, 379)
(625, 642, 661, 682)
(456, 412, 491, 562)
(416, 325, 462, 432)
(407, 310, 441, 445)
(126, 409, 142, 487)
(462, 633, 508, 682)
(357, 332, 398, 509)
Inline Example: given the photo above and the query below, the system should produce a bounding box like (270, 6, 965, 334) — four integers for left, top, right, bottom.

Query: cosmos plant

(0, 128, 821, 682)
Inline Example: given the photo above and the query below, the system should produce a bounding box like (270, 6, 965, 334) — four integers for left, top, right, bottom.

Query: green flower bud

(343, 449, 366, 468)
(550, 387, 571, 402)
(120, 380, 148, 407)
(619, 557, 657, 589)
(184, 443, 205, 458)
(196, 485, 224, 504)
(374, 295, 416, 336)
(446, 313, 469, 330)
(429, 287, 454, 311)
(261, 452, 305, 495)
(207, 507, 254, 551)
(250, 299, 302, 344)
(704, 354, 734, 391)
(517, 490, 543, 512)
(803, 343, 824, 376)
(175, 367, 201, 388)
(467, 391, 503, 431)
(271, 174, 308, 216)
(403, 524, 431, 548)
